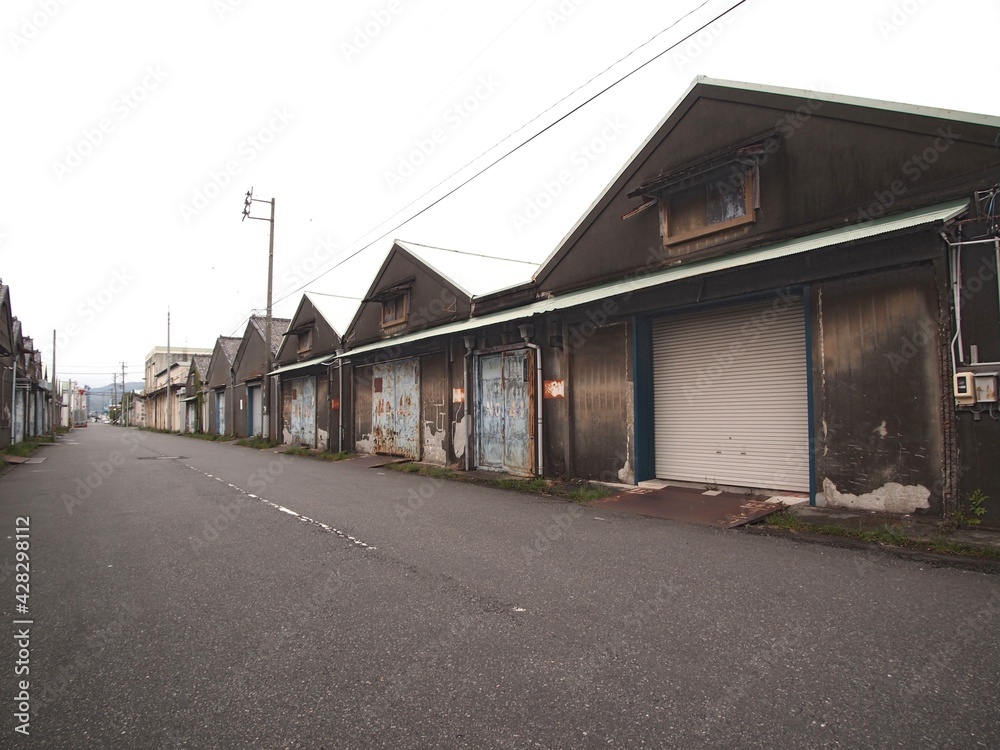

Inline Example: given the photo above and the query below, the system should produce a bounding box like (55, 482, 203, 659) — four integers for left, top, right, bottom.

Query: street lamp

(242, 188, 275, 440)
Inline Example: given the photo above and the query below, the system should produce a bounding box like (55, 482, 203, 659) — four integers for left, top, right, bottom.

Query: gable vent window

(627, 145, 767, 252)
(296, 328, 313, 355)
(659, 162, 755, 245)
(381, 292, 409, 329)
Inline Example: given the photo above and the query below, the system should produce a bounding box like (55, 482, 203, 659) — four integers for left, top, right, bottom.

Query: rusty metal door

(287, 376, 316, 446)
(372, 358, 420, 459)
(476, 349, 533, 476)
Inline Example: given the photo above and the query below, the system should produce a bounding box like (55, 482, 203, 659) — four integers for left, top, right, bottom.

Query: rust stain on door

(372, 359, 420, 459)
(476, 349, 533, 476)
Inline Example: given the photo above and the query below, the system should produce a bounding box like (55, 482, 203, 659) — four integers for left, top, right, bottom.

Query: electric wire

(268, 0, 744, 308)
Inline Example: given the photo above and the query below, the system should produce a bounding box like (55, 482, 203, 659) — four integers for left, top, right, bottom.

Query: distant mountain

(85, 382, 145, 413)
(90, 381, 144, 394)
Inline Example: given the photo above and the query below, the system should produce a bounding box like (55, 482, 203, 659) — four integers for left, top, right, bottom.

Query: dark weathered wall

(566, 321, 632, 483)
(349, 251, 471, 348)
(420, 351, 449, 465)
(353, 365, 373, 453)
(275, 296, 341, 366)
(954, 224, 1000, 525)
(812, 265, 944, 514)
(232, 382, 248, 438)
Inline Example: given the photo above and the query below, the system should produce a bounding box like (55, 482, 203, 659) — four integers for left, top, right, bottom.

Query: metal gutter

(269, 354, 336, 376)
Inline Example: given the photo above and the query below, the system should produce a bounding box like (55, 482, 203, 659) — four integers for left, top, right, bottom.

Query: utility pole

(167, 307, 171, 432)
(50, 329, 56, 439)
(243, 188, 275, 440)
(121, 361, 127, 426)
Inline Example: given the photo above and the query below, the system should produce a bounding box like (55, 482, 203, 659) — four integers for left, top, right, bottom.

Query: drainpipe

(462, 336, 475, 472)
(11, 357, 17, 445)
(519, 323, 544, 478)
(335, 351, 345, 454)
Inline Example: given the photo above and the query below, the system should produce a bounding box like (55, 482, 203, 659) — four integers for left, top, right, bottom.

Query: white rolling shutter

(652, 298, 809, 492)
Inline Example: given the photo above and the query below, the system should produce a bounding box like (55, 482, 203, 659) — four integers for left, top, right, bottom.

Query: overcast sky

(4, 0, 998, 388)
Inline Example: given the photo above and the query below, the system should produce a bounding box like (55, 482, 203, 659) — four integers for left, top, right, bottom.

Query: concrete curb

(743, 524, 1000, 575)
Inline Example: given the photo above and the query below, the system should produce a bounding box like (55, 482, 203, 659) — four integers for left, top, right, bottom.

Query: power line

(269, 0, 739, 308)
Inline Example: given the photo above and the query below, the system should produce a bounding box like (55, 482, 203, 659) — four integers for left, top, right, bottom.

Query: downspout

(462, 336, 475, 471)
(11, 357, 17, 444)
(335, 350, 345, 454)
(519, 324, 545, 478)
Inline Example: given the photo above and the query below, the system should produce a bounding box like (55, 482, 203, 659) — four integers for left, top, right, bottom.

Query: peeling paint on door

(287, 376, 316, 447)
(372, 358, 420, 459)
(476, 349, 533, 476)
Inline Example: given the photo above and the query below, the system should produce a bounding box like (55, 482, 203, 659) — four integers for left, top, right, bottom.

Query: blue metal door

(216, 390, 225, 434)
(476, 350, 533, 476)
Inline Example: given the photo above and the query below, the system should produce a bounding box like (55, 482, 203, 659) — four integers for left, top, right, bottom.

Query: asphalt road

(0, 424, 997, 749)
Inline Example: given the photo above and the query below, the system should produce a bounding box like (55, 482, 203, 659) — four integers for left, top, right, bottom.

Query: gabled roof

(304, 292, 353, 335)
(218, 336, 242, 366)
(190, 354, 212, 378)
(274, 292, 345, 362)
(249, 315, 291, 356)
(533, 76, 1000, 286)
(342, 240, 536, 343)
(395, 240, 537, 298)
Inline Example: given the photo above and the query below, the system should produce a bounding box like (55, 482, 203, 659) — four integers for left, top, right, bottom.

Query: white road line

(185, 464, 375, 549)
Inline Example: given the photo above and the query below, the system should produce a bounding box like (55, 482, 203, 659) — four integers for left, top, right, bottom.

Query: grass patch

(284, 445, 311, 456)
(389, 463, 455, 479)
(484, 476, 549, 493)
(3, 442, 40, 458)
(564, 483, 619, 503)
(764, 511, 1000, 561)
(235, 437, 280, 449)
(318, 451, 351, 462)
(183, 432, 228, 441)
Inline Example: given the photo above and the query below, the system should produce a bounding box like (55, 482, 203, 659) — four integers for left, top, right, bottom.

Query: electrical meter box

(975, 372, 998, 403)
(954, 372, 976, 405)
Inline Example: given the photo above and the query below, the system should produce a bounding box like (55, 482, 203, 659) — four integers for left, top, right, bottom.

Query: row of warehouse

(130, 79, 1000, 524)
(0, 281, 90, 448)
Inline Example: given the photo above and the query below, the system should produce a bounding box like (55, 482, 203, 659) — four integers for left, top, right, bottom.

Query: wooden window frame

(296, 327, 313, 355)
(658, 161, 757, 246)
(380, 292, 409, 329)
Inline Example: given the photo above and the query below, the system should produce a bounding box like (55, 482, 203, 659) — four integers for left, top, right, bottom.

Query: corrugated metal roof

(303, 292, 353, 336)
(341, 199, 968, 358)
(269, 354, 336, 376)
(395, 240, 537, 298)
